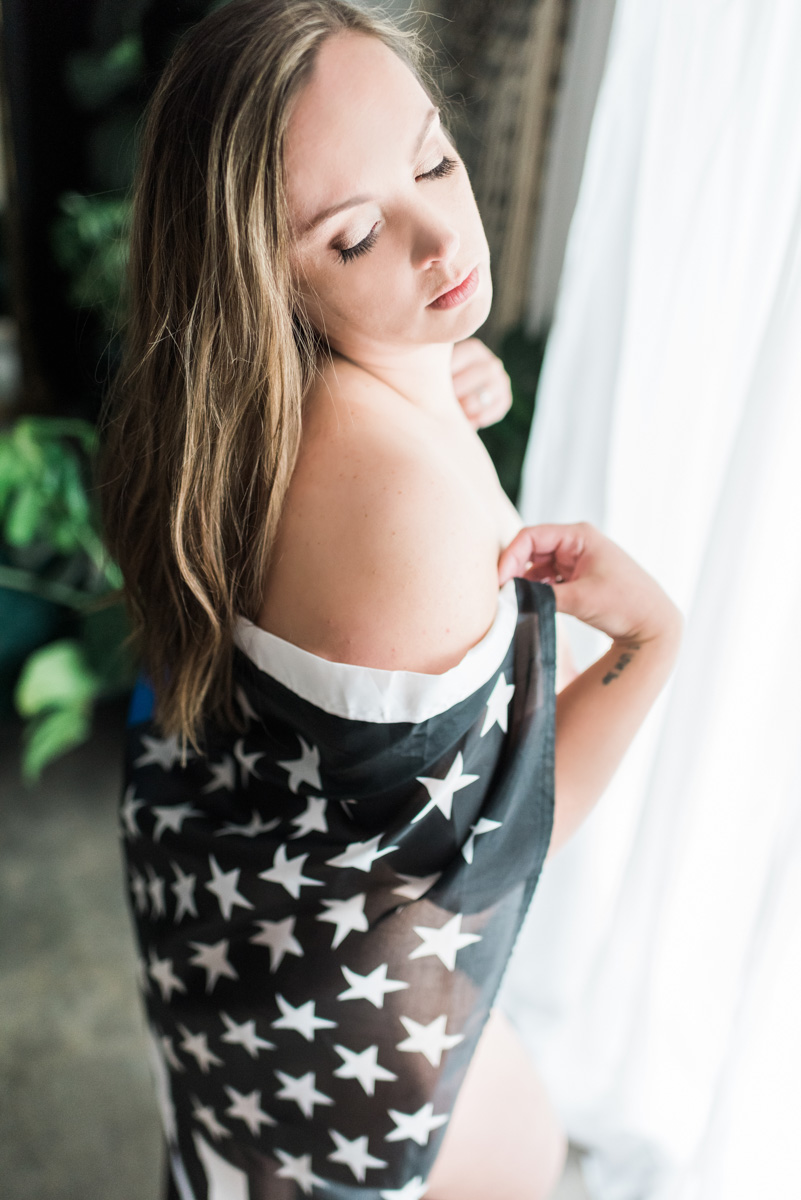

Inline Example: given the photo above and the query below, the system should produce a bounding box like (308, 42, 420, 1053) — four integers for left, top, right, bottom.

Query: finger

(453, 355, 506, 394)
(548, 577, 580, 616)
(451, 337, 497, 373)
(473, 392, 512, 428)
(461, 392, 508, 429)
(498, 525, 586, 584)
(501, 525, 584, 563)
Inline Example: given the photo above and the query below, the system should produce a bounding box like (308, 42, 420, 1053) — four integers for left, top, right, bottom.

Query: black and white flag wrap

(120, 576, 556, 1200)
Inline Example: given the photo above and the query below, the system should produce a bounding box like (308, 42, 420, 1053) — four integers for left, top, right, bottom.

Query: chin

(453, 274, 493, 340)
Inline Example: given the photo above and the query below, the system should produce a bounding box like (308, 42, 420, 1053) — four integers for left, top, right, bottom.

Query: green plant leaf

(23, 417, 98, 453)
(14, 639, 100, 716)
(5, 487, 47, 545)
(21, 705, 93, 783)
(51, 192, 131, 329)
(0, 441, 24, 509)
(65, 34, 145, 110)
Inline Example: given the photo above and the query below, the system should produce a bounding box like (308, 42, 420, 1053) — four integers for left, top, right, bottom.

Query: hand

(498, 521, 684, 645)
(452, 337, 513, 429)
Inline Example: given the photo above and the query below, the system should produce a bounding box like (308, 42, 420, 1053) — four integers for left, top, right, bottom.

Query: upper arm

(259, 404, 502, 673)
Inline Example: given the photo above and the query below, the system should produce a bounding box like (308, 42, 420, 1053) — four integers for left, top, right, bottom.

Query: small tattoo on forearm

(602, 645, 639, 685)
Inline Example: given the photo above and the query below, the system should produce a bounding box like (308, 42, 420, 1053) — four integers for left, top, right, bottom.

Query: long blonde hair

(98, 0, 443, 758)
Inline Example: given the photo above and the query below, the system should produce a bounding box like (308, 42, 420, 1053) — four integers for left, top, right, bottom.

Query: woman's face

(284, 31, 492, 358)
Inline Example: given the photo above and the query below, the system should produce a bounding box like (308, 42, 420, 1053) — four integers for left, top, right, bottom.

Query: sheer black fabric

(120, 578, 556, 1200)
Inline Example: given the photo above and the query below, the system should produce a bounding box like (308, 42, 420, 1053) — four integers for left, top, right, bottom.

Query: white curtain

(495, 2, 801, 1197)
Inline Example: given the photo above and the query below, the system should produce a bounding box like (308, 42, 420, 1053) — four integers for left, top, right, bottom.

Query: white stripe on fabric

(233, 578, 518, 724)
(193, 1134, 249, 1200)
(170, 1148, 198, 1200)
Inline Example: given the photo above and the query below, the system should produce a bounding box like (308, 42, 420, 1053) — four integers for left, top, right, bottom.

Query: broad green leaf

(5, 487, 47, 545)
(60, 455, 91, 524)
(21, 705, 93, 783)
(14, 639, 100, 716)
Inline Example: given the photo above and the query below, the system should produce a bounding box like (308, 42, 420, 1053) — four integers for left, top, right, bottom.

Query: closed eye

(416, 155, 458, 183)
(335, 156, 459, 265)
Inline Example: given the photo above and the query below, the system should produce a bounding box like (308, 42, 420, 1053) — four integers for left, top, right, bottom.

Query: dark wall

(1, 0, 96, 412)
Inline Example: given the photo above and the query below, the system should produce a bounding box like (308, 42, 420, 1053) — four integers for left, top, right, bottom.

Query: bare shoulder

(258, 357, 502, 672)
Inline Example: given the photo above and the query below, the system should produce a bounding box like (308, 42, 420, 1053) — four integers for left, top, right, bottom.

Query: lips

(427, 265, 480, 310)
(429, 266, 475, 304)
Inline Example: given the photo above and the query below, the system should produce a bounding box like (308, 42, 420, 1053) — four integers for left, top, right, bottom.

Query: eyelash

(335, 155, 458, 264)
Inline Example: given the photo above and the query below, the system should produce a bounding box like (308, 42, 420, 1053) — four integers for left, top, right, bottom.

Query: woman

(99, 3, 683, 1198)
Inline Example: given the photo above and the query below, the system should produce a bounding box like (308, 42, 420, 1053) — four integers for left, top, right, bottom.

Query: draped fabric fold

(498, 2, 801, 1197)
(120, 577, 556, 1200)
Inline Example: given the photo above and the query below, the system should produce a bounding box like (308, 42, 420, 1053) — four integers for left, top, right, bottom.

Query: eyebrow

(298, 106, 441, 237)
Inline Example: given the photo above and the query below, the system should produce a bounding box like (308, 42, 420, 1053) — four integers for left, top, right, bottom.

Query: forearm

(554, 613, 580, 692)
(546, 621, 682, 860)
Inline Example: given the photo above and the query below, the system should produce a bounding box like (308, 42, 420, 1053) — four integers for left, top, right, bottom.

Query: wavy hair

(97, 0, 444, 760)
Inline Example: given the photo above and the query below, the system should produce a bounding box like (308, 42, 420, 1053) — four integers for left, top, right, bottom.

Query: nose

(413, 210, 460, 271)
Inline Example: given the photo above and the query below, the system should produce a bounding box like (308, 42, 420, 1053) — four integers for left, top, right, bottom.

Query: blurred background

(2, 1, 799, 1198)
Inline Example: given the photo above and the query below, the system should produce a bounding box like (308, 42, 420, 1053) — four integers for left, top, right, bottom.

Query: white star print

(249, 916, 304, 972)
(188, 939, 238, 992)
(461, 817, 502, 864)
(259, 844, 323, 900)
(272, 994, 337, 1041)
(178, 1024, 223, 1073)
(120, 785, 143, 837)
(274, 1069, 334, 1119)
(290, 795, 329, 839)
(325, 834, 399, 872)
(412, 751, 480, 824)
(134, 732, 189, 771)
(316, 892, 368, 949)
(220, 1012, 274, 1058)
(224, 1085, 275, 1134)
(216, 812, 279, 838)
(392, 872, 441, 901)
(146, 865, 166, 917)
(202, 755, 236, 793)
(396, 1013, 465, 1067)
(275, 1149, 328, 1196)
(338, 963, 409, 1009)
(480, 670, 515, 736)
(380, 1176, 429, 1200)
(170, 862, 197, 922)
(129, 868, 148, 913)
(233, 738, 264, 784)
(276, 735, 322, 793)
(386, 1102, 448, 1146)
(205, 855, 254, 920)
(409, 913, 482, 971)
(234, 684, 259, 725)
(147, 950, 185, 1002)
(333, 1043, 398, 1095)
(160, 1034, 184, 1072)
(152, 801, 201, 842)
(327, 1130, 387, 1182)
(191, 1095, 230, 1141)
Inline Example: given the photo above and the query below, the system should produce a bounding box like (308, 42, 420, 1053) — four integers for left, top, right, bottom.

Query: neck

(327, 342, 459, 419)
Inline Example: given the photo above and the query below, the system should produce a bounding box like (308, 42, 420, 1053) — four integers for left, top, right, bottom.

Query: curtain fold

(496, 2, 801, 1196)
